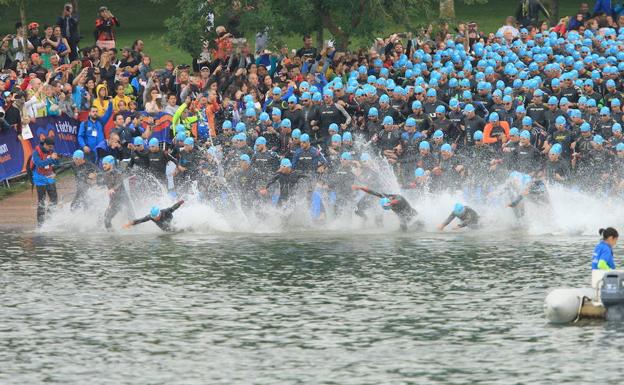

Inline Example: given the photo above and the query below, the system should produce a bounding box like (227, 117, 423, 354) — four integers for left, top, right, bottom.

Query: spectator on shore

(496, 16, 520, 39)
(515, 0, 550, 27)
(56, 3, 80, 61)
(95, 6, 119, 50)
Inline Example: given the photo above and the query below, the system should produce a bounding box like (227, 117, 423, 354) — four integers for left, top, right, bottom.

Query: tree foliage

(154, 0, 485, 56)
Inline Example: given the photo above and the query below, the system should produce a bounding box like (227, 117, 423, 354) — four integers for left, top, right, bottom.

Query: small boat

(544, 271, 624, 324)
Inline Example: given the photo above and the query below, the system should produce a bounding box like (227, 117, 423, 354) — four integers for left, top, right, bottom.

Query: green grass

(0, 178, 30, 199)
(0, 168, 71, 200)
(0, 0, 585, 68)
(0, 0, 191, 67)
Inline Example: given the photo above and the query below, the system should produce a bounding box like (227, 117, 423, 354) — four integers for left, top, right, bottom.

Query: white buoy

(544, 288, 595, 324)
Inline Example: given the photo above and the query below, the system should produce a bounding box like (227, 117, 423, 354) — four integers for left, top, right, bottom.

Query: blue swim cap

(288, 95, 297, 104)
(245, 108, 256, 117)
(341, 152, 352, 160)
(441, 143, 452, 153)
(223, 120, 233, 130)
(255, 136, 267, 146)
(433, 130, 444, 139)
(102, 155, 115, 165)
(133, 137, 144, 146)
(150, 206, 161, 219)
(613, 123, 622, 133)
(520, 130, 531, 139)
(271, 107, 281, 116)
(600, 107, 611, 116)
(291, 129, 301, 139)
(549, 143, 562, 155)
(312, 92, 322, 102)
(379, 197, 392, 210)
(509, 127, 519, 136)
(593, 134, 604, 145)
(148, 138, 159, 147)
(419, 141, 430, 150)
(329, 123, 339, 132)
(555, 116, 566, 125)
(435, 105, 446, 114)
(489, 112, 500, 122)
(473, 130, 484, 141)
(272, 87, 281, 95)
(175, 130, 187, 141)
(300, 133, 310, 142)
(453, 203, 465, 216)
(360, 153, 371, 161)
(331, 134, 342, 143)
(240, 154, 251, 163)
(342, 132, 353, 142)
(259, 112, 270, 121)
(414, 167, 425, 177)
(281, 119, 292, 128)
(580, 122, 591, 132)
(464, 104, 475, 113)
(412, 100, 423, 109)
(368, 107, 379, 117)
(383, 116, 394, 125)
(235, 122, 246, 133)
(379, 94, 390, 104)
(522, 116, 533, 126)
(617, 143, 624, 152)
(406, 117, 416, 127)
(72, 149, 84, 159)
(184, 137, 194, 146)
(280, 158, 292, 168)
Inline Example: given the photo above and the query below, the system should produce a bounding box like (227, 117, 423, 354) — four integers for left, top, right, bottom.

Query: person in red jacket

(95, 6, 119, 50)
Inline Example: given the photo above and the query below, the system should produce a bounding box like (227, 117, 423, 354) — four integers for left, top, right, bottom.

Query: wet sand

(0, 177, 75, 229)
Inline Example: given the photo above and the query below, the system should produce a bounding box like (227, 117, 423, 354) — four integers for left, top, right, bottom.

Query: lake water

(2, 229, 623, 385)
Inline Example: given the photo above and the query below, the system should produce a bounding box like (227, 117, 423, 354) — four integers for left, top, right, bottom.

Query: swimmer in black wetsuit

(123, 200, 185, 232)
(352, 185, 420, 231)
(437, 203, 479, 230)
(507, 172, 549, 218)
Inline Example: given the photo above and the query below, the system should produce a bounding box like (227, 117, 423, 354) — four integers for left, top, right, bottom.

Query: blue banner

(28, 115, 80, 156)
(0, 113, 174, 180)
(0, 128, 26, 180)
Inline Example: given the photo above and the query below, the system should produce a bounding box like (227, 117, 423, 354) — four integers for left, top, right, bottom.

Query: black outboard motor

(601, 271, 624, 321)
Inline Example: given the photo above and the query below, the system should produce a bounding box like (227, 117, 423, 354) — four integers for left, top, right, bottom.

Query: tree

(154, 0, 435, 55)
(439, 0, 455, 20)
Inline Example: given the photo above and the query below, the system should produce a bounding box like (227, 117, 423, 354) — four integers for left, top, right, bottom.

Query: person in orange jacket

(482, 112, 510, 146)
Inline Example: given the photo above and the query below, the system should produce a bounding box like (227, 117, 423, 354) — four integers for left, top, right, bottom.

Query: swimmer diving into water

(123, 200, 185, 232)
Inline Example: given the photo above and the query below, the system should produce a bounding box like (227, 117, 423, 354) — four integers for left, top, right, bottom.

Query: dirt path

(0, 176, 76, 229)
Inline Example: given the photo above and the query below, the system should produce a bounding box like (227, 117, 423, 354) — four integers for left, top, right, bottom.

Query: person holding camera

(11, 22, 34, 62)
(56, 3, 80, 61)
(95, 6, 119, 50)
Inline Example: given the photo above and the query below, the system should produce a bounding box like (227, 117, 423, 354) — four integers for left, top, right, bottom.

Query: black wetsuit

(130, 201, 184, 232)
(359, 187, 418, 231)
(103, 168, 133, 229)
(265, 170, 307, 205)
(71, 161, 97, 211)
(441, 206, 480, 229)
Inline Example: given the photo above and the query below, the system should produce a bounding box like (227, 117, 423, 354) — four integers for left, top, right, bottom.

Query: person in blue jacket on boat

(592, 227, 619, 288)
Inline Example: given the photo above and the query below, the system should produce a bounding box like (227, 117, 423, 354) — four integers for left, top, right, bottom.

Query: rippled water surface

(2, 230, 624, 385)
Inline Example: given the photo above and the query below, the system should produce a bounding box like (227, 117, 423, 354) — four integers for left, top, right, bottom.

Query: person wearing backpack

(31, 137, 60, 226)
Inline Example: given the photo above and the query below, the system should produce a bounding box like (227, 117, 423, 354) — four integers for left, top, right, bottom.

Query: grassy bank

(0, 1, 584, 67)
